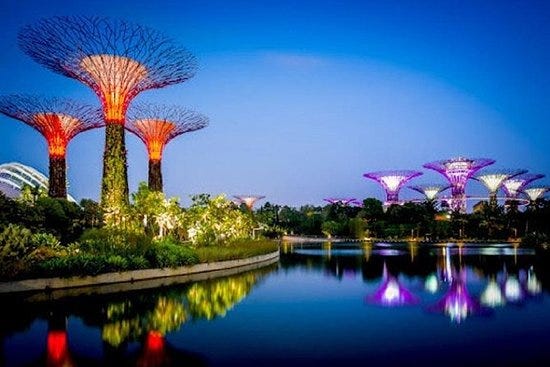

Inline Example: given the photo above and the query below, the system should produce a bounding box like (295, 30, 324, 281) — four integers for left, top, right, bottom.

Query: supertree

(0, 95, 102, 198)
(363, 170, 422, 206)
(126, 103, 208, 192)
(502, 173, 545, 199)
(474, 169, 526, 206)
(323, 197, 357, 206)
(523, 187, 548, 204)
(18, 16, 197, 210)
(423, 157, 494, 212)
(408, 184, 449, 201)
(233, 195, 265, 210)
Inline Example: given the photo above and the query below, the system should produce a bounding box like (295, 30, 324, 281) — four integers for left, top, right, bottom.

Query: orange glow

(80, 55, 148, 124)
(46, 330, 68, 364)
(32, 113, 81, 157)
(145, 331, 165, 352)
(134, 119, 176, 160)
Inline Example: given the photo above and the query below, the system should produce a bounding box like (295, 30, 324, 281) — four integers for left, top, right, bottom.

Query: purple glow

(502, 173, 545, 198)
(363, 170, 422, 205)
(366, 265, 418, 306)
(423, 157, 494, 212)
(429, 273, 482, 323)
(323, 197, 358, 205)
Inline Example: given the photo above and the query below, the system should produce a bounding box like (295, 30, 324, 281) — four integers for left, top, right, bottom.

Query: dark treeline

(256, 198, 550, 244)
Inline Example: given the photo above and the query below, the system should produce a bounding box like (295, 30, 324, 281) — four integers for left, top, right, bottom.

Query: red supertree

(18, 16, 197, 209)
(0, 95, 102, 198)
(127, 103, 208, 191)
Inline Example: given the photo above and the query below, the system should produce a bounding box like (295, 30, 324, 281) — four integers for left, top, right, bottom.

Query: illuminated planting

(233, 195, 266, 210)
(408, 184, 449, 201)
(475, 169, 526, 206)
(127, 104, 208, 191)
(424, 157, 494, 212)
(363, 170, 422, 205)
(323, 197, 358, 205)
(19, 16, 197, 209)
(524, 187, 548, 203)
(0, 95, 102, 198)
(502, 173, 544, 199)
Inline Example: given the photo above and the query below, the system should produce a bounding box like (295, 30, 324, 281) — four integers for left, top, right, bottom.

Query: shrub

(0, 224, 35, 262)
(146, 240, 198, 268)
(79, 228, 152, 257)
(32, 233, 62, 249)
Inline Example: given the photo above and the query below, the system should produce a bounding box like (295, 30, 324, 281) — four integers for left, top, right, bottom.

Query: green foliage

(0, 224, 35, 262)
(31, 233, 61, 249)
(195, 239, 278, 262)
(79, 228, 152, 257)
(183, 194, 255, 246)
(146, 240, 198, 268)
(101, 123, 130, 217)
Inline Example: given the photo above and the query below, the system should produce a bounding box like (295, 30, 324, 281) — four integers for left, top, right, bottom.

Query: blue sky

(1, 0, 549, 206)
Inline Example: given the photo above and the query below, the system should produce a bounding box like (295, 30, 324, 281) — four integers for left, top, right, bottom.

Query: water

(2, 242, 550, 366)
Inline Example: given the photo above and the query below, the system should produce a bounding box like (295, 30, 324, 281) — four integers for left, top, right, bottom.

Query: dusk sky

(1, 0, 549, 206)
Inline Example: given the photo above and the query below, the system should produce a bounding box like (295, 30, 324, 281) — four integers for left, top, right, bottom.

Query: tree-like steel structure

(408, 184, 449, 201)
(19, 16, 197, 209)
(0, 95, 102, 198)
(126, 103, 208, 191)
(423, 157, 494, 213)
(502, 173, 545, 199)
(323, 198, 358, 206)
(523, 187, 548, 204)
(474, 169, 526, 206)
(363, 170, 422, 206)
(233, 195, 266, 210)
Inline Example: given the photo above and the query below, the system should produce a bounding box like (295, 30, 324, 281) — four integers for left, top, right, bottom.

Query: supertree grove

(423, 157, 494, 213)
(474, 169, 526, 206)
(502, 173, 545, 199)
(408, 184, 449, 202)
(323, 198, 358, 206)
(18, 16, 197, 210)
(126, 103, 208, 192)
(0, 95, 102, 198)
(524, 187, 548, 204)
(363, 170, 422, 206)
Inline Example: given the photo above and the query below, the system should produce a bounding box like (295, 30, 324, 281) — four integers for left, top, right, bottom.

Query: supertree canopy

(524, 187, 548, 203)
(18, 16, 197, 210)
(127, 103, 208, 192)
(323, 198, 357, 205)
(502, 173, 545, 199)
(474, 169, 526, 205)
(408, 184, 449, 201)
(0, 95, 102, 198)
(363, 170, 422, 205)
(423, 157, 494, 212)
(233, 195, 265, 210)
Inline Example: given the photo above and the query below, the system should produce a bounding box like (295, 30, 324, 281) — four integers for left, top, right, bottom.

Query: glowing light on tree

(408, 184, 449, 201)
(475, 169, 526, 206)
(363, 170, 422, 206)
(502, 173, 544, 199)
(127, 103, 208, 191)
(524, 187, 548, 203)
(424, 157, 494, 212)
(19, 16, 197, 210)
(0, 95, 102, 198)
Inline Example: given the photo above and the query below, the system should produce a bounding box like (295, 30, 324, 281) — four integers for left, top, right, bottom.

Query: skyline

(1, 0, 549, 206)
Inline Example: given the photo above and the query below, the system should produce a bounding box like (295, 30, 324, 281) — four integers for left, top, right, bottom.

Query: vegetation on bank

(0, 184, 276, 281)
(256, 198, 550, 245)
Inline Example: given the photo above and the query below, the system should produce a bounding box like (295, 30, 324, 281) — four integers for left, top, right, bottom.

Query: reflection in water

(424, 274, 439, 294)
(504, 275, 523, 302)
(430, 270, 482, 323)
(46, 328, 74, 367)
(480, 279, 505, 307)
(367, 264, 418, 306)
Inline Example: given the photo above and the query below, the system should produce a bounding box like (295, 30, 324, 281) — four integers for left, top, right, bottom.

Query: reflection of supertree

(127, 103, 208, 191)
(475, 169, 526, 206)
(424, 157, 494, 212)
(363, 170, 422, 206)
(408, 184, 449, 201)
(430, 270, 482, 323)
(186, 272, 259, 319)
(19, 16, 196, 210)
(0, 95, 102, 198)
(480, 279, 505, 307)
(233, 195, 266, 210)
(366, 264, 418, 306)
(323, 197, 357, 205)
(502, 173, 545, 199)
(503, 275, 524, 302)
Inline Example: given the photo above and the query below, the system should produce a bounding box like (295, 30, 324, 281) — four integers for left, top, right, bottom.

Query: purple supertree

(408, 184, 450, 201)
(323, 197, 357, 206)
(233, 195, 265, 210)
(502, 173, 545, 199)
(363, 170, 422, 206)
(423, 157, 495, 212)
(474, 169, 526, 206)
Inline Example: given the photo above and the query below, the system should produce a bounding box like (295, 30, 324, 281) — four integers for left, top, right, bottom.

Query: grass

(195, 239, 279, 263)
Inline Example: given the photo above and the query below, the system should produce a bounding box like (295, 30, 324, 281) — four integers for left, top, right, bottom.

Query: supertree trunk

(101, 124, 129, 208)
(48, 156, 67, 199)
(148, 159, 163, 192)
